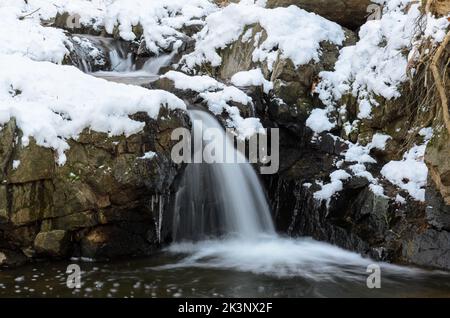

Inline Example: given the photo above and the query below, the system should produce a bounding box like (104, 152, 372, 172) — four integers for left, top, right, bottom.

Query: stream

(1, 36, 449, 298)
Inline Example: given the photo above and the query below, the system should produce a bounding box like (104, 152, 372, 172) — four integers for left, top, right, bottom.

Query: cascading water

(70, 34, 174, 84)
(161, 108, 423, 280)
(172, 109, 274, 241)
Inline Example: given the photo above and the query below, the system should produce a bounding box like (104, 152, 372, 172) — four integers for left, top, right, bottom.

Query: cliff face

(0, 110, 189, 267)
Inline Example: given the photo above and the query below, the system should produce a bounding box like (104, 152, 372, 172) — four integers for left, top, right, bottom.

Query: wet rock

(266, 0, 373, 30)
(34, 230, 70, 257)
(80, 225, 154, 259)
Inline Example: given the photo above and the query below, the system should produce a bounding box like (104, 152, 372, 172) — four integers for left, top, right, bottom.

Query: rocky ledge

(0, 109, 189, 268)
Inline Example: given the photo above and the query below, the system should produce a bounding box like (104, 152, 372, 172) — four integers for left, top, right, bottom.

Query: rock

(52, 12, 105, 35)
(7, 140, 55, 184)
(219, 24, 266, 79)
(0, 119, 17, 180)
(34, 230, 70, 257)
(266, 0, 373, 30)
(425, 129, 450, 205)
(0, 250, 27, 268)
(402, 228, 450, 269)
(430, 0, 450, 16)
(425, 181, 450, 231)
(80, 225, 154, 259)
(0, 107, 189, 265)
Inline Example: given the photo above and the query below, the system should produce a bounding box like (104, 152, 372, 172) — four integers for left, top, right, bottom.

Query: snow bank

(162, 71, 262, 139)
(181, 3, 345, 71)
(0, 54, 185, 164)
(0, 5, 68, 63)
(1, 0, 218, 57)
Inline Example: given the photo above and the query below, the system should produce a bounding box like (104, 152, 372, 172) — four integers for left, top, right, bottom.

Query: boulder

(34, 230, 70, 257)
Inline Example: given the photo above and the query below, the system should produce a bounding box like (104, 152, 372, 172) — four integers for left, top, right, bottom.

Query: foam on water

(158, 235, 422, 280)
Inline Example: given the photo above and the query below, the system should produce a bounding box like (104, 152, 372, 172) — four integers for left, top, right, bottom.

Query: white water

(161, 236, 422, 281)
(74, 35, 174, 84)
(97, 49, 175, 77)
(172, 109, 274, 240)
(166, 109, 424, 280)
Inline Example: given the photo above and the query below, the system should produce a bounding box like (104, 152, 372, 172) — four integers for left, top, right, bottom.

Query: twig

(19, 8, 40, 20)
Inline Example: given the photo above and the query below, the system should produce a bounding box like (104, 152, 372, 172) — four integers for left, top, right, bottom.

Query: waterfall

(70, 35, 173, 78)
(172, 109, 275, 241)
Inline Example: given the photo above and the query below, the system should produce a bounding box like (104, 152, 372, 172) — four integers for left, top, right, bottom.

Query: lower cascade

(165, 109, 419, 281)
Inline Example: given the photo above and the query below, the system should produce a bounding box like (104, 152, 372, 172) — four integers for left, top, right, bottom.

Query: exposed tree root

(430, 31, 450, 135)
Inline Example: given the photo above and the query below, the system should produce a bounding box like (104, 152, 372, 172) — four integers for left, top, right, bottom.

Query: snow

(370, 133, 391, 150)
(306, 108, 335, 134)
(0, 54, 185, 165)
(12, 160, 21, 170)
(0, 5, 68, 63)
(369, 184, 386, 197)
(230, 69, 273, 94)
(395, 194, 406, 205)
(139, 151, 157, 160)
(314, 170, 351, 205)
(314, 0, 449, 130)
(162, 71, 223, 92)
(314, 133, 393, 203)
(381, 144, 428, 201)
(1, 0, 218, 56)
(162, 71, 262, 139)
(104, 0, 217, 53)
(181, 3, 345, 71)
(419, 127, 433, 141)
